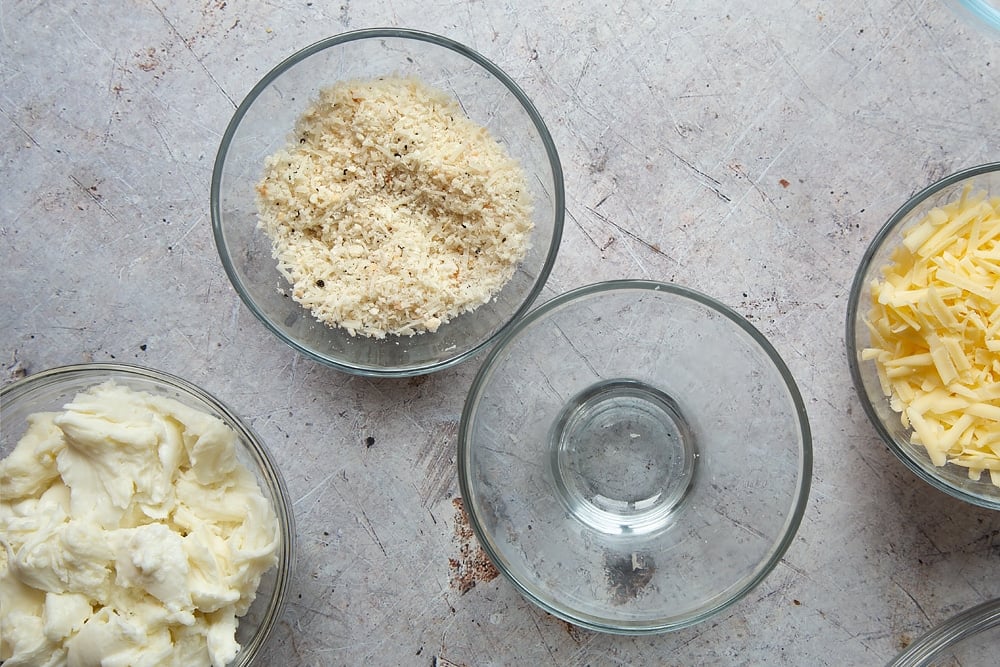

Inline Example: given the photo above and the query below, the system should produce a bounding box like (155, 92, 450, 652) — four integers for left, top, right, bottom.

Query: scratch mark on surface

(778, 557, 811, 580)
(361, 377, 432, 441)
(892, 579, 932, 626)
(677, 91, 728, 99)
(105, 49, 121, 141)
(359, 506, 388, 558)
(149, 117, 197, 196)
(170, 214, 204, 251)
(619, 196, 660, 275)
(844, 17, 912, 88)
(66, 11, 106, 53)
(585, 205, 671, 263)
(553, 321, 599, 377)
(148, 0, 237, 108)
(565, 207, 603, 252)
(294, 470, 337, 507)
(530, 358, 565, 404)
(664, 146, 731, 202)
(228, 298, 242, 332)
(69, 175, 121, 224)
(481, 442, 536, 470)
(618, 231, 650, 276)
(713, 506, 768, 542)
(4, 111, 41, 148)
(530, 614, 558, 663)
(416, 421, 457, 508)
(529, 57, 607, 127)
(572, 46, 595, 94)
(728, 144, 793, 217)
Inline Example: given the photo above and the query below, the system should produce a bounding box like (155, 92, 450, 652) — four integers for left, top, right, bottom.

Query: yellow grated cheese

(255, 76, 534, 339)
(865, 185, 1000, 486)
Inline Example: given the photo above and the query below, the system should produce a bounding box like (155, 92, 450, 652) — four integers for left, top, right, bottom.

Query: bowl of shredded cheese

(0, 364, 295, 666)
(848, 162, 1000, 509)
(211, 28, 564, 377)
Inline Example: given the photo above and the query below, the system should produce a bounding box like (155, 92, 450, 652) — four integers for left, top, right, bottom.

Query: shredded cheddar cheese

(864, 185, 1000, 486)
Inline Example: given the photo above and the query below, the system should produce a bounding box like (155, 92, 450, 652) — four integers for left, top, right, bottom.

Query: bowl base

(548, 378, 697, 536)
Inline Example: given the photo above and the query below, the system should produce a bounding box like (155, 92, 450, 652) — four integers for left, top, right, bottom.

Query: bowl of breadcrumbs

(212, 28, 564, 376)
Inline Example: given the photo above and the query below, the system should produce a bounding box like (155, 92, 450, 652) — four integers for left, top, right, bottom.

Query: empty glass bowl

(847, 163, 1000, 510)
(888, 598, 1000, 666)
(211, 28, 564, 377)
(0, 364, 295, 666)
(458, 280, 812, 633)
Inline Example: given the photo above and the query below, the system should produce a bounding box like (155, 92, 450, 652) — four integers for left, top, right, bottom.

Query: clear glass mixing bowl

(458, 280, 812, 633)
(211, 28, 564, 377)
(0, 364, 295, 665)
(846, 163, 1000, 510)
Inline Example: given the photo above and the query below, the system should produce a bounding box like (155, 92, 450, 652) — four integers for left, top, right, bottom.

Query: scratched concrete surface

(3, 1, 1000, 665)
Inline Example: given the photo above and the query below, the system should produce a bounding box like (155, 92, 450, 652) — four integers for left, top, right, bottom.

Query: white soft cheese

(0, 382, 280, 667)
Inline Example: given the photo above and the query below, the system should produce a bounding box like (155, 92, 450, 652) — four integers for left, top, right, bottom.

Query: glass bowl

(458, 280, 812, 633)
(211, 28, 564, 377)
(0, 363, 295, 666)
(888, 598, 1000, 666)
(942, 0, 1000, 35)
(847, 163, 1000, 510)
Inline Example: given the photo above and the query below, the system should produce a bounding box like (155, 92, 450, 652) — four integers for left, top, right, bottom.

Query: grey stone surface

(3, 1, 1000, 665)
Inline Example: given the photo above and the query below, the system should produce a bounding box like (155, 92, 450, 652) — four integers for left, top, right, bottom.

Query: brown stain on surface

(135, 47, 159, 72)
(554, 616, 587, 643)
(448, 497, 499, 594)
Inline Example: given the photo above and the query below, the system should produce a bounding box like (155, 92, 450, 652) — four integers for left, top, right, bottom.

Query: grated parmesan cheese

(864, 185, 1000, 486)
(255, 76, 534, 339)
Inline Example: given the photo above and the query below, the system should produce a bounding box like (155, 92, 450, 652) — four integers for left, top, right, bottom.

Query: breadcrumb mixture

(255, 76, 533, 338)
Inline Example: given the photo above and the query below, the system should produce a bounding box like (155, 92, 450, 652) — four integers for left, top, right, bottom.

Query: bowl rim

(845, 161, 1000, 511)
(0, 362, 296, 664)
(457, 279, 813, 634)
(887, 597, 1000, 666)
(947, 0, 1000, 33)
(210, 27, 565, 377)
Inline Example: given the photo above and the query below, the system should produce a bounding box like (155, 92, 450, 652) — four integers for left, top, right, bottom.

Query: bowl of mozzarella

(847, 162, 1000, 509)
(0, 364, 294, 666)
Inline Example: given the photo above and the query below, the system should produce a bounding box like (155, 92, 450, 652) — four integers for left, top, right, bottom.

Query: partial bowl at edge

(942, 0, 1000, 36)
(847, 162, 1000, 510)
(0, 363, 295, 666)
(887, 597, 1000, 666)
